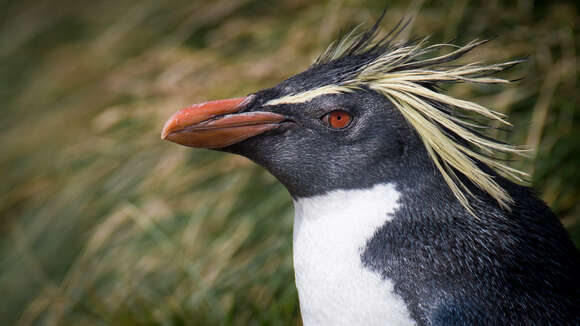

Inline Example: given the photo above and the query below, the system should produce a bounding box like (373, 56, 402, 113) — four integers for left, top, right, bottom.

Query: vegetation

(1, 0, 578, 324)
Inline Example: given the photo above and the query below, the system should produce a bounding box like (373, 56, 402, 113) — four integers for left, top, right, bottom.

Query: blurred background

(0, 0, 578, 325)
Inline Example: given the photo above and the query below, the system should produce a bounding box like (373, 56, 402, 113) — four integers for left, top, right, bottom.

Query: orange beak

(161, 95, 286, 149)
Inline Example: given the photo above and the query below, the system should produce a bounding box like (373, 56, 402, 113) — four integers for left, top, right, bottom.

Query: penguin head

(162, 14, 527, 211)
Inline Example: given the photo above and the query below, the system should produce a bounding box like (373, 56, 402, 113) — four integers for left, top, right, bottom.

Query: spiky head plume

(268, 13, 529, 215)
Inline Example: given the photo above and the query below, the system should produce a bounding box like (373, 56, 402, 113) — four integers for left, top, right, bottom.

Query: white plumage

(293, 183, 415, 326)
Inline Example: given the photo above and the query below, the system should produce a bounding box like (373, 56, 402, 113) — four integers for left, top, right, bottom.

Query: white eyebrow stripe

(264, 85, 352, 106)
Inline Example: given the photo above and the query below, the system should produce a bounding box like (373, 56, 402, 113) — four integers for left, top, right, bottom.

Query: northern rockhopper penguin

(161, 14, 580, 326)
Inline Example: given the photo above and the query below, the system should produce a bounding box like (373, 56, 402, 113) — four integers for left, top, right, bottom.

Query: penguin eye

(322, 110, 352, 129)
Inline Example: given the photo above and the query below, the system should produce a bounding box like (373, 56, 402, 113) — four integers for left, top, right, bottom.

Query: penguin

(161, 14, 580, 326)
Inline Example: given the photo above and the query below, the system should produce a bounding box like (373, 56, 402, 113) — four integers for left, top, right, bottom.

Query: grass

(1, 0, 578, 324)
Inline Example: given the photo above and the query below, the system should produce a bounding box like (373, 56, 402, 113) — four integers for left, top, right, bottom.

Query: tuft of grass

(1, 0, 578, 324)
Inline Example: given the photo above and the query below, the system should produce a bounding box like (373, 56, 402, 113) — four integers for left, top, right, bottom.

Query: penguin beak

(161, 95, 286, 149)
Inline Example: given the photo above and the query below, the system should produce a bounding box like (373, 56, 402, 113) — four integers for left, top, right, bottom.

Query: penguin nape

(161, 13, 580, 326)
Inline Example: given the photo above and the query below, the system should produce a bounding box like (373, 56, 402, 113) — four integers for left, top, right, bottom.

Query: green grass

(1, 0, 579, 324)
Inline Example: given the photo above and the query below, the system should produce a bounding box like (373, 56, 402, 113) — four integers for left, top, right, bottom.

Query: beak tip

(161, 111, 180, 140)
(161, 124, 171, 140)
(160, 128, 169, 140)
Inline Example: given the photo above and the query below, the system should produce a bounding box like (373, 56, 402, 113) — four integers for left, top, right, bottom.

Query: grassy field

(1, 0, 578, 325)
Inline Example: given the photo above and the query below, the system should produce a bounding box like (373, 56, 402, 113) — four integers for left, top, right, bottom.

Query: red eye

(322, 110, 352, 129)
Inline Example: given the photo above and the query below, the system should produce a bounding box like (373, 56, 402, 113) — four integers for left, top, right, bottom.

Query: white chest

(292, 184, 415, 326)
